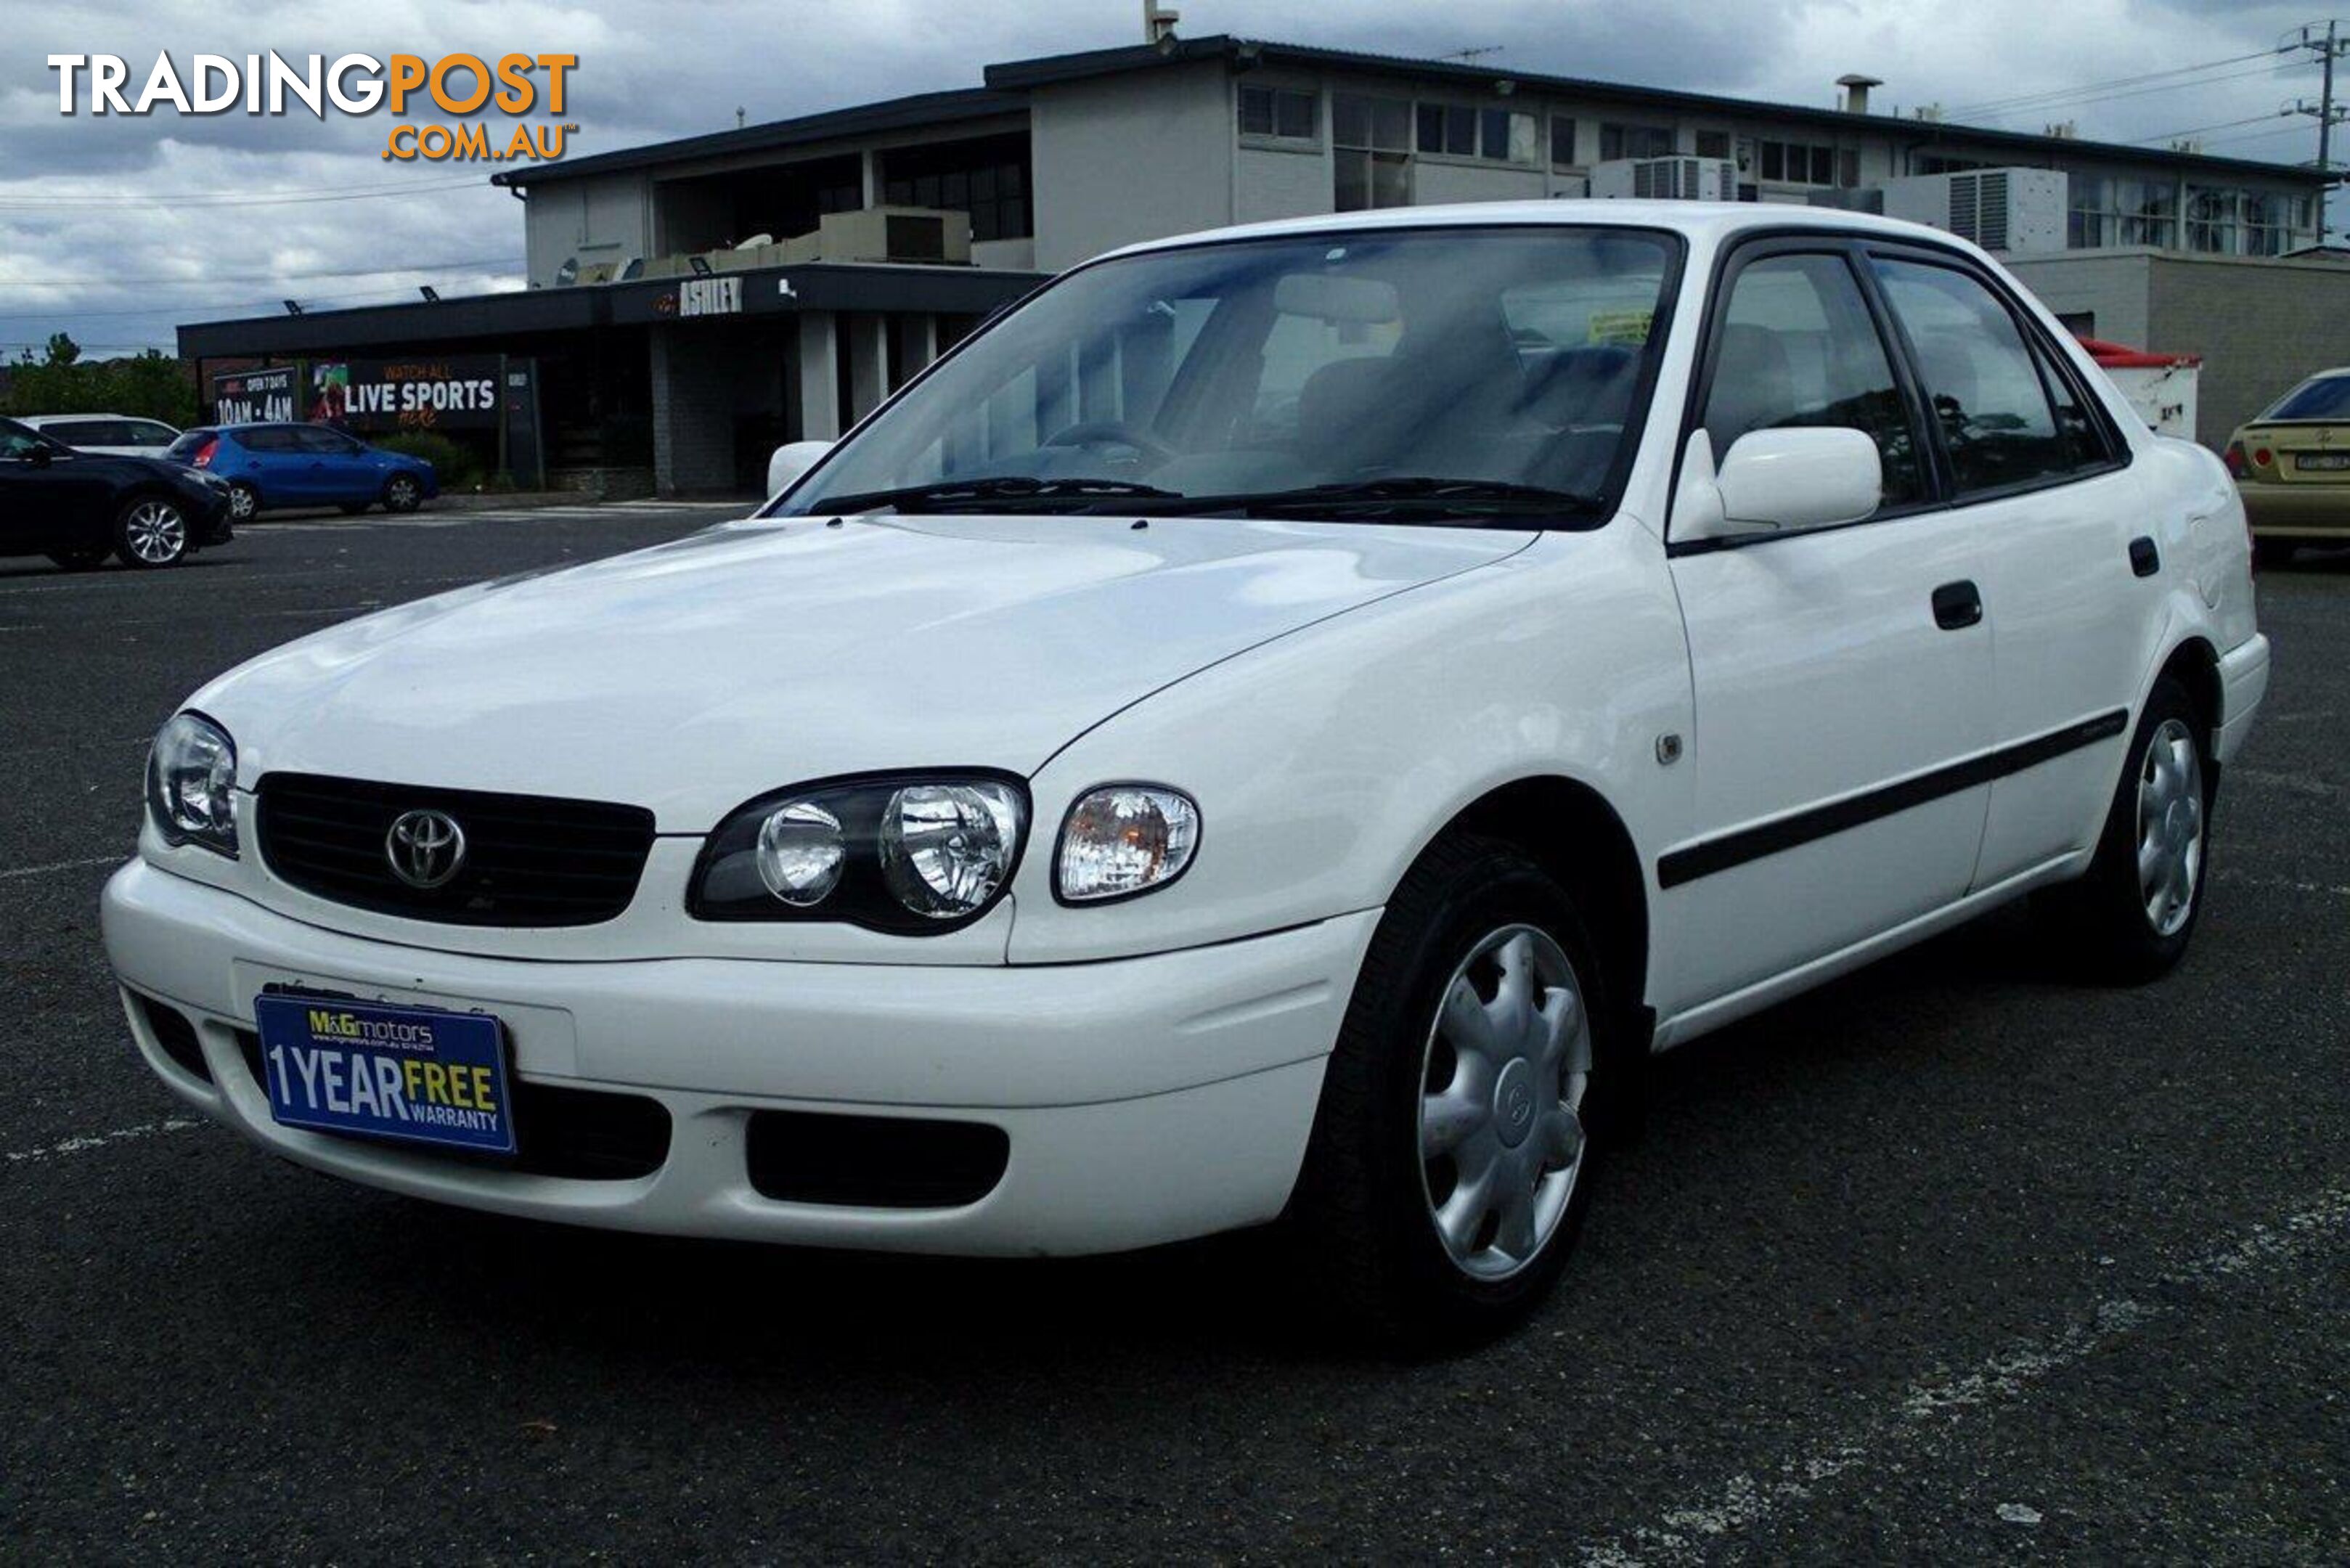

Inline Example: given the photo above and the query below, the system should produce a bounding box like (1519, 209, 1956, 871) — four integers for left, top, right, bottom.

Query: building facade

(182, 30, 2335, 492)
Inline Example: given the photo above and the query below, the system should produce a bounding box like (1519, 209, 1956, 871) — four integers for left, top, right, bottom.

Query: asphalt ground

(2, 511, 2345, 1563)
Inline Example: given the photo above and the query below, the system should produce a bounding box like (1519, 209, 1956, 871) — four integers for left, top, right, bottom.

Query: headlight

(145, 711, 239, 856)
(1055, 785, 1199, 904)
(692, 773, 1027, 932)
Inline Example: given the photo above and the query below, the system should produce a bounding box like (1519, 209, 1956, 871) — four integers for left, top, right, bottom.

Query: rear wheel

(225, 482, 260, 524)
(2040, 677, 2211, 981)
(1287, 835, 1616, 1349)
(46, 545, 108, 572)
(115, 497, 189, 568)
(383, 474, 423, 513)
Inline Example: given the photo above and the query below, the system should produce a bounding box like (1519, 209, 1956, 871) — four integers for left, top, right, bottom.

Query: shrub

(371, 430, 485, 491)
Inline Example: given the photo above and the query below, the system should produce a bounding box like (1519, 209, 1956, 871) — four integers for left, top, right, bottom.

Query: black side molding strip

(1657, 709, 2131, 889)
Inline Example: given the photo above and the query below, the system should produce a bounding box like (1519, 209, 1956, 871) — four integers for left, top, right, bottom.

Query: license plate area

(2293, 452, 2350, 471)
(253, 992, 517, 1155)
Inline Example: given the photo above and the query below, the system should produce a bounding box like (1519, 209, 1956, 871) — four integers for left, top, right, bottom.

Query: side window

(1701, 252, 1922, 511)
(0, 426, 44, 459)
(1871, 258, 2075, 494)
(127, 421, 179, 448)
(297, 428, 358, 455)
(244, 428, 299, 453)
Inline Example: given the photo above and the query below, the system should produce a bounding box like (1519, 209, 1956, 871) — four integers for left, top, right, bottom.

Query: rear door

(241, 426, 312, 501)
(0, 423, 108, 549)
(1866, 250, 2145, 886)
(1660, 241, 1996, 1010)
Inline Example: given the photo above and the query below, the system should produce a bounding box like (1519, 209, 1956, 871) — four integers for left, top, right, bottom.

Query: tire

(225, 483, 261, 524)
(2039, 677, 2213, 982)
(2252, 537, 2296, 570)
(1286, 834, 1620, 1351)
(338, 501, 372, 515)
(383, 474, 423, 513)
(114, 496, 190, 568)
(46, 545, 109, 572)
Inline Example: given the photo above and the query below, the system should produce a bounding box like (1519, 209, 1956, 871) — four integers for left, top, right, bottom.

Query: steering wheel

(1041, 420, 1176, 465)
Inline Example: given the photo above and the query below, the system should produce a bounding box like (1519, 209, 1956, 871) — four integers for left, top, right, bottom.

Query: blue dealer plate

(253, 994, 517, 1155)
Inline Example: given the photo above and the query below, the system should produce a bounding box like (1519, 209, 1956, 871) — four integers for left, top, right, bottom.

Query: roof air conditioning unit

(553, 256, 581, 287)
(1879, 168, 2066, 253)
(1589, 157, 1740, 202)
(778, 206, 974, 266)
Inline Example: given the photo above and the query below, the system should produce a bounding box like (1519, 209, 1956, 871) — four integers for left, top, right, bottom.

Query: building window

(2242, 190, 2308, 256)
(1333, 92, 1413, 210)
(1755, 139, 1840, 186)
(1915, 154, 1991, 176)
(1415, 103, 1535, 161)
(1694, 129, 1731, 159)
(880, 134, 1031, 242)
(1600, 122, 1676, 160)
(1550, 116, 1578, 168)
(1239, 84, 1318, 142)
(2185, 186, 2240, 254)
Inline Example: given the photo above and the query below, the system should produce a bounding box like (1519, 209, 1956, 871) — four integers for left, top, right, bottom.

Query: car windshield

(2262, 373, 2350, 422)
(778, 226, 1678, 526)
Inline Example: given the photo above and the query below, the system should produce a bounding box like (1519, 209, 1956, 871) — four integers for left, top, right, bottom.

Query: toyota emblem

(385, 809, 467, 889)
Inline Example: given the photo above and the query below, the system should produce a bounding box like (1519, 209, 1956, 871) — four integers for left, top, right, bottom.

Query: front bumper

(101, 859, 1374, 1255)
(2239, 481, 2350, 536)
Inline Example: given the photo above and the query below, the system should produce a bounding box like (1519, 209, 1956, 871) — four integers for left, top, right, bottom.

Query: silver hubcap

(2136, 716, 2205, 939)
(125, 501, 186, 563)
(229, 486, 256, 519)
(388, 478, 417, 506)
(1417, 925, 1592, 1281)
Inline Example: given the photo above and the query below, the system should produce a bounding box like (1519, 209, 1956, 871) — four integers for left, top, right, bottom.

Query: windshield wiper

(807, 475, 1182, 515)
(1146, 476, 1609, 523)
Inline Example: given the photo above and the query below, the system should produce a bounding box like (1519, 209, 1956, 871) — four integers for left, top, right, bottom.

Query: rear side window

(124, 420, 178, 447)
(241, 427, 302, 452)
(1870, 258, 2076, 494)
(49, 419, 125, 445)
(1701, 251, 1922, 512)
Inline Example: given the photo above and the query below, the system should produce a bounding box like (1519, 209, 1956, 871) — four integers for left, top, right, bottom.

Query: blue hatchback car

(166, 423, 438, 522)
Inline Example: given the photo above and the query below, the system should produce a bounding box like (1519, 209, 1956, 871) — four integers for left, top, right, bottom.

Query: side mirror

(766, 439, 833, 498)
(1674, 427, 1882, 543)
(26, 444, 53, 469)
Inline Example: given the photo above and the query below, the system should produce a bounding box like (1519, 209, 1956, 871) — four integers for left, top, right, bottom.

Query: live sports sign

(311, 355, 503, 431)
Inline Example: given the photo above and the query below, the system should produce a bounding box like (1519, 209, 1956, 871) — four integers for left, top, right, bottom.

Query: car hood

(192, 513, 1532, 829)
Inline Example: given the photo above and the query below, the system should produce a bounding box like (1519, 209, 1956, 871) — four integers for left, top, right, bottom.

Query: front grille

(234, 1030, 671, 1180)
(746, 1110, 1009, 1208)
(256, 772, 656, 927)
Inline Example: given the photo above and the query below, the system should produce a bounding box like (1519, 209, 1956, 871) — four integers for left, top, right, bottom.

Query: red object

(189, 437, 218, 468)
(2224, 441, 2249, 478)
(2254, 446, 2274, 468)
(2074, 336, 2202, 369)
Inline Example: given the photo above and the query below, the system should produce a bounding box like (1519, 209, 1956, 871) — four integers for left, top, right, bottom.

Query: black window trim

(1666, 226, 2135, 560)
(1859, 240, 2131, 507)
(1667, 232, 1943, 558)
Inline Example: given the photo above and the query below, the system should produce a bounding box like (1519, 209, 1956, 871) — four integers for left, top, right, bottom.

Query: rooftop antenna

(1441, 45, 1505, 62)
(735, 107, 746, 129)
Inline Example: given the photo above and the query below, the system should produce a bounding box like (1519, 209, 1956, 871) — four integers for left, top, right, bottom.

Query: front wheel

(383, 474, 423, 513)
(2038, 677, 2211, 981)
(115, 497, 189, 568)
(1287, 835, 1615, 1349)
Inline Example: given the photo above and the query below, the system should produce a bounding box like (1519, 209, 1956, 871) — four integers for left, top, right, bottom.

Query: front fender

(1003, 526, 1692, 964)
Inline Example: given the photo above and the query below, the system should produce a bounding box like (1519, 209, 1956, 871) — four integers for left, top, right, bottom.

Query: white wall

(1411, 159, 1546, 207)
(523, 173, 656, 285)
(1235, 144, 1329, 225)
(1030, 62, 1233, 269)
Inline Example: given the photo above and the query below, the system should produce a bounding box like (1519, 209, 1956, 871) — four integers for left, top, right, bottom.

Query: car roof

(17, 412, 159, 424)
(1100, 198, 1994, 266)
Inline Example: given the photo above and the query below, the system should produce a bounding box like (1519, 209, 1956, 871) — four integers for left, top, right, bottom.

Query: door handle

(1931, 579, 1983, 630)
(2129, 536, 2161, 577)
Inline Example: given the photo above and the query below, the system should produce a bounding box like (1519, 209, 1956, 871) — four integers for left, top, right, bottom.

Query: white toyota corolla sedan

(105, 203, 2269, 1344)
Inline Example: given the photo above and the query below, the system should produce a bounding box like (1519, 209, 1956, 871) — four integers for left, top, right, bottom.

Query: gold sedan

(2229, 369, 2350, 565)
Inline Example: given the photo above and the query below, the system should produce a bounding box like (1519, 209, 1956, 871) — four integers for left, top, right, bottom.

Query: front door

(1656, 245, 1994, 1013)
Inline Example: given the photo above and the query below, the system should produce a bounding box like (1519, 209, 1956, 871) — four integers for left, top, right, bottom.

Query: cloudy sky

(0, 0, 2337, 356)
